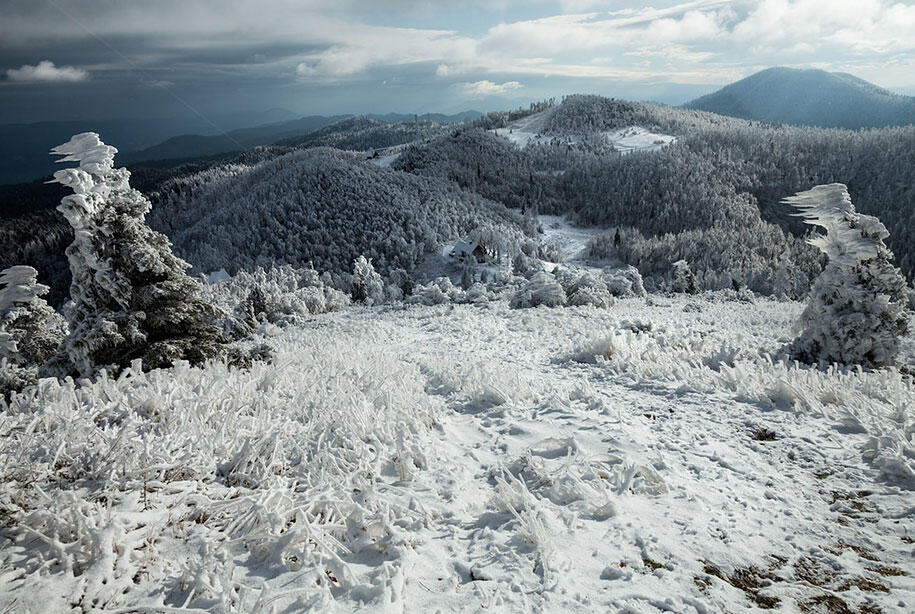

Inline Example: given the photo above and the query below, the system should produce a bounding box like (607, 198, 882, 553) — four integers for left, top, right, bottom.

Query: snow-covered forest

(3, 96, 915, 304)
(0, 91, 914, 613)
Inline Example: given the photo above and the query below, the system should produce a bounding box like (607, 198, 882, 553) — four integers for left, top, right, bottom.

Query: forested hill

(147, 147, 537, 277)
(683, 67, 915, 129)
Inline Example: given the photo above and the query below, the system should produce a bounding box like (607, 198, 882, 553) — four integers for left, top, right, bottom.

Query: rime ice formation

(0, 265, 51, 313)
(784, 183, 910, 367)
(48, 133, 228, 377)
(0, 265, 65, 395)
(785, 183, 887, 267)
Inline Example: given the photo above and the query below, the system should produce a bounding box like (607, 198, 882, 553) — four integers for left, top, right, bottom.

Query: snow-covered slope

(539, 214, 610, 262)
(491, 110, 676, 155)
(2, 295, 912, 612)
(603, 126, 676, 154)
(147, 148, 535, 277)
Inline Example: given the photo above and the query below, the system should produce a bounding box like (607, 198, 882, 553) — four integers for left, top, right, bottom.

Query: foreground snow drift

(1, 296, 913, 612)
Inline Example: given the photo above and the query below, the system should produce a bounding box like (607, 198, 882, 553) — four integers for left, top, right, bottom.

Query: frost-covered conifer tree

(670, 260, 698, 294)
(351, 255, 385, 305)
(48, 133, 227, 377)
(0, 265, 66, 395)
(784, 184, 910, 368)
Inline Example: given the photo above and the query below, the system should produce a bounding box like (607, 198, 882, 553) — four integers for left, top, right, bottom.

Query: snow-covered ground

(492, 111, 676, 155)
(1, 296, 912, 613)
(603, 126, 677, 155)
(539, 214, 608, 262)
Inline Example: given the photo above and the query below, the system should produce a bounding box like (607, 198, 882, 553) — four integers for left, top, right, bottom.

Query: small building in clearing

(451, 241, 487, 263)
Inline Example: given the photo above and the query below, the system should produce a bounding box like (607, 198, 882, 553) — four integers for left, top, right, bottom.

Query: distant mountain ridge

(116, 115, 348, 164)
(122, 111, 482, 164)
(683, 67, 915, 129)
(0, 110, 484, 185)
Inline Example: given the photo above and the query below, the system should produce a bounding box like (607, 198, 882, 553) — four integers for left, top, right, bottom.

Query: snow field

(1, 295, 913, 612)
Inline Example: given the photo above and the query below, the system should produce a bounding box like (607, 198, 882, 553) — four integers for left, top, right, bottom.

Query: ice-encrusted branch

(0, 265, 49, 313)
(783, 183, 888, 267)
(50, 132, 118, 182)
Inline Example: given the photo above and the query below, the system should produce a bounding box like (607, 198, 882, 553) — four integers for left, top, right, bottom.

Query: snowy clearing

(603, 126, 677, 155)
(538, 214, 609, 263)
(1, 295, 912, 613)
(492, 125, 676, 155)
(365, 143, 414, 168)
(491, 109, 676, 156)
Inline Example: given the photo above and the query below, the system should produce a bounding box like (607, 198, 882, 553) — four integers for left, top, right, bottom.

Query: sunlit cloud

(5, 61, 88, 83)
(458, 80, 524, 97)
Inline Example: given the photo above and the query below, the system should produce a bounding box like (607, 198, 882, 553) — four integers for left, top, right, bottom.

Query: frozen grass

(569, 299, 915, 488)
(0, 295, 913, 612)
(0, 325, 442, 612)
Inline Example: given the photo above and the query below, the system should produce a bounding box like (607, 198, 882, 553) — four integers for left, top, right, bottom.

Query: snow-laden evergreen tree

(0, 265, 66, 395)
(784, 183, 910, 368)
(0, 266, 65, 365)
(48, 133, 228, 377)
(351, 255, 385, 305)
(772, 252, 812, 300)
(670, 260, 699, 294)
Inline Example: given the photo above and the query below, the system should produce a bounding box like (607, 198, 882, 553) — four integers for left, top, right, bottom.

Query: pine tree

(48, 133, 228, 377)
(0, 265, 66, 395)
(0, 265, 65, 366)
(670, 260, 699, 294)
(784, 184, 910, 367)
(351, 255, 385, 305)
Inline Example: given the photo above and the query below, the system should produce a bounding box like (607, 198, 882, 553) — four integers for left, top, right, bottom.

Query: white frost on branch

(783, 183, 888, 267)
(0, 266, 50, 313)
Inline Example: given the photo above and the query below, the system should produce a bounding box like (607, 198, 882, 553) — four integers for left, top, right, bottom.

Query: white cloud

(459, 80, 523, 97)
(5, 60, 88, 83)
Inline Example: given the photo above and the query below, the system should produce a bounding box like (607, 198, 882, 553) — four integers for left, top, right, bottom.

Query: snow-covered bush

(512, 252, 545, 277)
(554, 267, 613, 308)
(47, 133, 228, 377)
(603, 265, 646, 298)
(408, 276, 462, 305)
(351, 255, 386, 305)
(538, 240, 564, 263)
(462, 282, 491, 303)
(784, 184, 911, 368)
(669, 260, 699, 294)
(510, 271, 567, 308)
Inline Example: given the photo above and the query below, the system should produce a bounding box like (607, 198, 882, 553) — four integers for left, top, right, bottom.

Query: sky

(2, 0, 915, 125)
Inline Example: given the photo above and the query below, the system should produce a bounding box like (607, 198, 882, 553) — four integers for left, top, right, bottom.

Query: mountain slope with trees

(147, 147, 537, 277)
